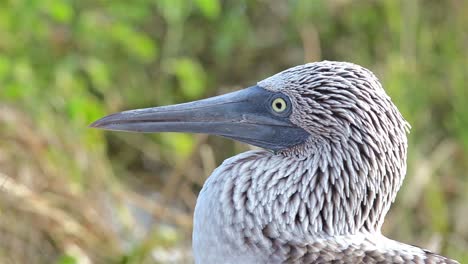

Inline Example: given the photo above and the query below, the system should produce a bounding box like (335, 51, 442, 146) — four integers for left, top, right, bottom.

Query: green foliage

(56, 255, 78, 264)
(170, 57, 207, 99)
(0, 0, 467, 263)
(195, 0, 221, 20)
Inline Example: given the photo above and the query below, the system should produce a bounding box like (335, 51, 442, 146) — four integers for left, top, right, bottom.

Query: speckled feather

(192, 61, 458, 263)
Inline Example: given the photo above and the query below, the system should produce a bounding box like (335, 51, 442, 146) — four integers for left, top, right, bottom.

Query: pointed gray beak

(90, 85, 309, 152)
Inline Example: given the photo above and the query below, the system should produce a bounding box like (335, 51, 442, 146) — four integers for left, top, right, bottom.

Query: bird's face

(91, 61, 408, 154)
(259, 61, 408, 146)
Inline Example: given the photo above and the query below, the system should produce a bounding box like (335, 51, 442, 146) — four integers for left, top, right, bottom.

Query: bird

(91, 61, 459, 264)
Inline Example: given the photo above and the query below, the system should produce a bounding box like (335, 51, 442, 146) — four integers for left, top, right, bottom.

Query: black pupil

(276, 102, 283, 109)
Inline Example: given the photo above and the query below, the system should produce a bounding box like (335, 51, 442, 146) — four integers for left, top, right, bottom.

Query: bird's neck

(209, 139, 406, 240)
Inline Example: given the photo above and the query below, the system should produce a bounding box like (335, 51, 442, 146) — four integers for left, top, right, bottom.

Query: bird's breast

(192, 150, 278, 263)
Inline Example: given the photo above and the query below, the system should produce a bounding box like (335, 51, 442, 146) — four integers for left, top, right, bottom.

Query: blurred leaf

(156, 0, 192, 24)
(195, 0, 221, 20)
(67, 95, 105, 125)
(425, 180, 449, 233)
(159, 133, 195, 158)
(84, 58, 111, 91)
(3, 83, 25, 100)
(0, 56, 10, 82)
(214, 7, 249, 58)
(110, 23, 158, 62)
(41, 0, 74, 23)
(108, 2, 151, 22)
(290, 0, 328, 25)
(171, 58, 207, 99)
(5, 59, 38, 101)
(56, 255, 78, 264)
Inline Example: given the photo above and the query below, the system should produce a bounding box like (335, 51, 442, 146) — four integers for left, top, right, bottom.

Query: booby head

(91, 61, 407, 155)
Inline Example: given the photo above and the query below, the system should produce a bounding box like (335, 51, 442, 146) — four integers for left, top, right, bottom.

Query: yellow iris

(272, 98, 287, 113)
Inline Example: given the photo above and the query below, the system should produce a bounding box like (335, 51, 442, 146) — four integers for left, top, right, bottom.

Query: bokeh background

(0, 0, 467, 263)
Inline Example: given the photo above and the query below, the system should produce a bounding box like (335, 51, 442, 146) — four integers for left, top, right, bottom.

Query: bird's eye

(271, 97, 288, 113)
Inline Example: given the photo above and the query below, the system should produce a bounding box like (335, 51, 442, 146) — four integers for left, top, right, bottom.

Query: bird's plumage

(91, 61, 458, 263)
(193, 150, 456, 263)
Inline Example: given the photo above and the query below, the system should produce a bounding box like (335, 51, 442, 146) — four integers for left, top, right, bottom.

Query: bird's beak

(90, 85, 309, 152)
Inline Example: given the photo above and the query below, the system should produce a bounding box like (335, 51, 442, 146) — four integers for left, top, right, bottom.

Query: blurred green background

(0, 0, 467, 263)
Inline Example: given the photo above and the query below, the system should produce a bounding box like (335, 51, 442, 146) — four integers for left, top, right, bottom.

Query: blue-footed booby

(91, 61, 458, 263)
